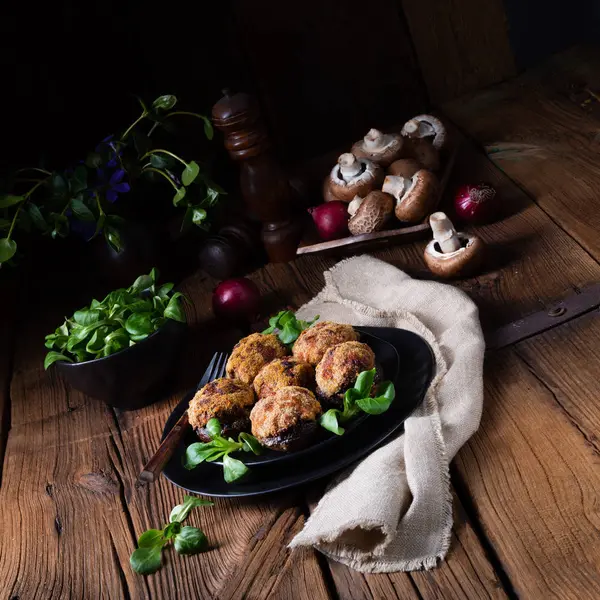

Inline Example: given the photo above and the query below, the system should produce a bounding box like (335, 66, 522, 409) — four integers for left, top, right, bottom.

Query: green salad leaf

(44, 268, 187, 368)
(319, 369, 396, 436)
(184, 418, 262, 483)
(130, 495, 212, 575)
(262, 310, 319, 346)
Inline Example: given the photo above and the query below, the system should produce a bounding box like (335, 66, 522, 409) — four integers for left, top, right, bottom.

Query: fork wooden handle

(139, 412, 190, 483)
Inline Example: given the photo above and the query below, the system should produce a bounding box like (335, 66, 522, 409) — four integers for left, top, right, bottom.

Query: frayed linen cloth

(289, 255, 485, 572)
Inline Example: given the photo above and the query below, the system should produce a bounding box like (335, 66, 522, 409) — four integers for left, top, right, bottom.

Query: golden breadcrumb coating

(250, 386, 321, 446)
(188, 377, 255, 431)
(254, 357, 314, 399)
(226, 333, 289, 384)
(316, 341, 375, 401)
(292, 321, 358, 366)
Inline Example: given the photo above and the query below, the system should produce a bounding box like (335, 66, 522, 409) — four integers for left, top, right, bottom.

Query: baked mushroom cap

(424, 212, 485, 278)
(188, 377, 255, 441)
(226, 333, 289, 384)
(382, 170, 439, 223)
(293, 321, 359, 366)
(254, 357, 314, 399)
(351, 129, 405, 167)
(316, 341, 376, 406)
(250, 386, 322, 451)
(387, 158, 421, 178)
(401, 114, 447, 151)
(323, 153, 383, 203)
(348, 191, 394, 235)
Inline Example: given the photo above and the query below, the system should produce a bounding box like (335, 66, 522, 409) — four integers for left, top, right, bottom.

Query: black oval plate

(210, 329, 398, 467)
(161, 327, 434, 497)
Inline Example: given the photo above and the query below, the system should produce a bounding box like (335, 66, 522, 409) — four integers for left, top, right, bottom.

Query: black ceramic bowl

(56, 319, 187, 410)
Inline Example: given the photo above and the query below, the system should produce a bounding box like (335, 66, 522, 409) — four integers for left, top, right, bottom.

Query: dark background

(1, 0, 598, 172)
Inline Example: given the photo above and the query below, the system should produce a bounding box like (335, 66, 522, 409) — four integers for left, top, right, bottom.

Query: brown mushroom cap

(401, 114, 447, 151)
(424, 234, 485, 279)
(323, 153, 383, 203)
(382, 170, 439, 223)
(407, 138, 440, 171)
(351, 129, 405, 167)
(348, 191, 394, 235)
(387, 158, 421, 178)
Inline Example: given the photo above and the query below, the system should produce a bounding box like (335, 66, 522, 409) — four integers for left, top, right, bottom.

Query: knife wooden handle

(139, 411, 190, 483)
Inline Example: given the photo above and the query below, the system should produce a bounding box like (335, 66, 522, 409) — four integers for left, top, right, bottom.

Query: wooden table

(2, 46, 600, 599)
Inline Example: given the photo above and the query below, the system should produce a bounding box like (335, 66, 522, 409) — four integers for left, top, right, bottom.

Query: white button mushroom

(323, 153, 383, 203)
(382, 170, 439, 223)
(423, 212, 485, 278)
(400, 114, 447, 171)
(351, 129, 405, 167)
(401, 115, 448, 151)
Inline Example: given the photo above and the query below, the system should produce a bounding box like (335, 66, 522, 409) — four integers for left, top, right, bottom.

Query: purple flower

(97, 168, 131, 203)
(96, 135, 121, 168)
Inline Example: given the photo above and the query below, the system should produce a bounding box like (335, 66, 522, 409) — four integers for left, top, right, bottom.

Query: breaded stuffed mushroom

(188, 377, 255, 442)
(293, 321, 359, 366)
(254, 357, 315, 399)
(226, 333, 289, 385)
(316, 341, 376, 406)
(250, 386, 322, 451)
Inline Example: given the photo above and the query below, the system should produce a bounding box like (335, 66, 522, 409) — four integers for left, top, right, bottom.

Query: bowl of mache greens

(44, 268, 187, 410)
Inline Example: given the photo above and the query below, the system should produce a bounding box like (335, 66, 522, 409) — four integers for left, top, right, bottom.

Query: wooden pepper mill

(212, 90, 301, 262)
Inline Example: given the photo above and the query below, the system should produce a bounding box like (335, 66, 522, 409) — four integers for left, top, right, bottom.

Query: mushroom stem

(363, 129, 385, 150)
(338, 153, 362, 180)
(382, 175, 411, 200)
(429, 212, 461, 253)
(403, 118, 435, 138)
(348, 195, 363, 217)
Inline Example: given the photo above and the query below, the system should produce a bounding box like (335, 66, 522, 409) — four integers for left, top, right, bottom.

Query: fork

(138, 351, 229, 483)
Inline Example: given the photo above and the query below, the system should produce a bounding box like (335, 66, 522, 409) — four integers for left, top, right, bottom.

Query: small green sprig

(262, 310, 319, 346)
(130, 495, 213, 575)
(184, 418, 262, 483)
(319, 369, 396, 436)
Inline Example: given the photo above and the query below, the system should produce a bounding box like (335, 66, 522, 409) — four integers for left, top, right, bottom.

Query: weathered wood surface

(444, 45, 600, 262)
(4, 46, 600, 598)
(454, 345, 600, 599)
(400, 0, 515, 103)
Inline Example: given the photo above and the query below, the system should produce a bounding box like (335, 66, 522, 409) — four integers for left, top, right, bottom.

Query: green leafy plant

(0, 94, 224, 267)
(184, 418, 262, 483)
(262, 310, 319, 346)
(44, 268, 186, 368)
(130, 495, 213, 575)
(319, 369, 396, 435)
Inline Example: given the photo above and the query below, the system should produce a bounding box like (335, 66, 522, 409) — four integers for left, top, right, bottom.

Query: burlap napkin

(289, 255, 485, 572)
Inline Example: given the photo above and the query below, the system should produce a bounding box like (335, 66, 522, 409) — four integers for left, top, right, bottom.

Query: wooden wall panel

(234, 0, 427, 162)
(400, 0, 516, 103)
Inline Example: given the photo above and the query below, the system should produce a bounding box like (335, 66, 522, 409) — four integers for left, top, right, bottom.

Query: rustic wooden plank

(0, 276, 20, 485)
(409, 493, 508, 599)
(515, 310, 600, 453)
(454, 347, 600, 599)
(0, 427, 144, 599)
(443, 45, 600, 261)
(400, 0, 516, 103)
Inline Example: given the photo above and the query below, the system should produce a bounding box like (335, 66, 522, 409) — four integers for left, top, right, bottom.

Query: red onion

(454, 183, 497, 224)
(213, 278, 261, 322)
(308, 201, 349, 241)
